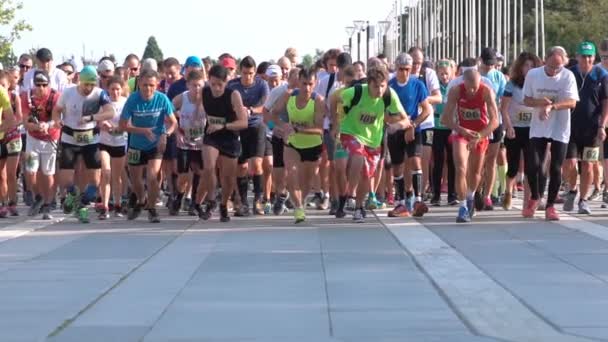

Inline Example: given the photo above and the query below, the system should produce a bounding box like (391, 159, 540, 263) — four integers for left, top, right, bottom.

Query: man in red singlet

(441, 67, 499, 223)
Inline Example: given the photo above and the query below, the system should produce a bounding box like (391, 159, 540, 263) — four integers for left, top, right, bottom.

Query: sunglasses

(99, 74, 111, 79)
(129, 67, 139, 72)
(19, 64, 31, 70)
(398, 67, 411, 72)
(65, 71, 74, 76)
(34, 83, 48, 88)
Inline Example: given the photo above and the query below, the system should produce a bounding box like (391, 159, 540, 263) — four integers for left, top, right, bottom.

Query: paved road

(1, 196, 608, 342)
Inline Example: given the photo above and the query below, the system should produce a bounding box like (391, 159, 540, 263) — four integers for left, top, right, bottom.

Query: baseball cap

(33, 70, 50, 84)
(577, 41, 597, 56)
(36, 48, 53, 63)
(265, 64, 282, 78)
(480, 47, 497, 65)
(184, 56, 203, 68)
(221, 57, 236, 70)
(97, 59, 115, 73)
(142, 58, 158, 72)
(395, 53, 413, 67)
(79, 65, 98, 84)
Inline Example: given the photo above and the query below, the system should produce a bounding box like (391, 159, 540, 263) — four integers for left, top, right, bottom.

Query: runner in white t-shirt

(521, 46, 579, 221)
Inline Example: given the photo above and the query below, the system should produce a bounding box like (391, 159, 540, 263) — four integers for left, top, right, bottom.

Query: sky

(13, 0, 397, 65)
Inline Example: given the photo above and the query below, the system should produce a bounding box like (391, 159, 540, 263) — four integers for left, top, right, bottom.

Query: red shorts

(449, 134, 489, 154)
(340, 134, 381, 178)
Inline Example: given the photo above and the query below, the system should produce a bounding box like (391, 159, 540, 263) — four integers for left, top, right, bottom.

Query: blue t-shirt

(227, 77, 269, 127)
(570, 64, 608, 127)
(166, 78, 187, 101)
(389, 77, 428, 132)
(121, 91, 174, 151)
(482, 69, 507, 100)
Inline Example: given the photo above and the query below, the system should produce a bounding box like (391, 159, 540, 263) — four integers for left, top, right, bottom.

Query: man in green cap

(563, 41, 608, 215)
(52, 65, 116, 223)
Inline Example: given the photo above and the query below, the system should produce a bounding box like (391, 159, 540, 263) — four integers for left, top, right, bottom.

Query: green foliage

(301, 54, 314, 68)
(0, 1, 32, 67)
(142, 36, 163, 63)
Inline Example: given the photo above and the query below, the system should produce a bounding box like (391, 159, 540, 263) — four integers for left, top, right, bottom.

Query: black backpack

(343, 83, 392, 115)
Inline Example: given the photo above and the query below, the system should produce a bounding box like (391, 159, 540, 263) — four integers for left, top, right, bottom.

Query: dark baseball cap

(35, 48, 53, 63)
(480, 47, 497, 65)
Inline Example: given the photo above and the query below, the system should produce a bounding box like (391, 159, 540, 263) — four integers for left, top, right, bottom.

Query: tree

(0, 1, 32, 67)
(301, 54, 314, 68)
(142, 36, 163, 63)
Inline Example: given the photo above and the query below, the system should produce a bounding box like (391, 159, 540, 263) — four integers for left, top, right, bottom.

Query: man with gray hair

(387, 52, 433, 218)
(521, 46, 579, 221)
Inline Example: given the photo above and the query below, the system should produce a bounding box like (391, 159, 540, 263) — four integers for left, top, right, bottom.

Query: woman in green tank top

(271, 68, 325, 223)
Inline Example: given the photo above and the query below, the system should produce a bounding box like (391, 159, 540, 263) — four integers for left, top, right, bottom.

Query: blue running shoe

(456, 206, 470, 223)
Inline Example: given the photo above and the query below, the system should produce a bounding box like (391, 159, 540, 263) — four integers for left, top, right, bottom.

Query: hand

(157, 134, 167, 154)
(457, 126, 479, 140)
(100, 121, 113, 132)
(330, 127, 339, 140)
(79, 115, 94, 125)
(598, 128, 607, 143)
(273, 124, 284, 139)
(283, 124, 295, 138)
(37, 122, 49, 133)
(539, 105, 551, 121)
(506, 125, 515, 140)
(206, 124, 224, 134)
(404, 127, 415, 143)
(143, 127, 156, 141)
(176, 132, 185, 146)
(386, 122, 400, 135)
(540, 97, 553, 106)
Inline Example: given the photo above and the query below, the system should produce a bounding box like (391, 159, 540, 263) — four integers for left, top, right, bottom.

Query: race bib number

(460, 109, 481, 121)
(516, 112, 532, 124)
(583, 147, 600, 162)
(207, 115, 226, 125)
(424, 130, 434, 145)
(291, 121, 309, 130)
(74, 130, 94, 144)
(6, 139, 21, 154)
(359, 113, 376, 125)
(127, 148, 141, 164)
(188, 127, 204, 139)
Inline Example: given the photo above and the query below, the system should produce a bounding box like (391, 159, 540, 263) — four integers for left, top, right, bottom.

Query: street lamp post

(345, 26, 356, 55)
(378, 21, 391, 59)
(353, 20, 366, 62)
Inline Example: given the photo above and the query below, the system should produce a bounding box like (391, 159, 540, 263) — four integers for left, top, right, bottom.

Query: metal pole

(520, 0, 523, 53)
(349, 37, 353, 55)
(485, 0, 489, 48)
(366, 21, 370, 62)
(535, 0, 539, 56)
(540, 0, 545, 59)
(513, 0, 517, 61)
(357, 31, 361, 62)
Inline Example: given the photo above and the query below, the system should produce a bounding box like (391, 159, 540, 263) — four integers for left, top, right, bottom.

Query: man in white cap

(97, 59, 115, 91)
(22, 48, 68, 92)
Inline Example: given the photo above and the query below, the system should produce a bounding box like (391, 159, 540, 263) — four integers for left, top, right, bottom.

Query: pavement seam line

(46, 220, 199, 339)
(137, 229, 223, 342)
(316, 227, 335, 337)
(372, 211, 594, 342)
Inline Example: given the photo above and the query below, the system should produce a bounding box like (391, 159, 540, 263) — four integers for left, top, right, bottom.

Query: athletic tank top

(202, 86, 238, 142)
(457, 83, 488, 133)
(178, 91, 205, 150)
(287, 90, 322, 149)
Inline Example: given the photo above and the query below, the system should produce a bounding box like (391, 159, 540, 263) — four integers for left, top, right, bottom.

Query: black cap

(480, 47, 497, 66)
(35, 48, 53, 63)
(337, 52, 352, 69)
(33, 70, 50, 84)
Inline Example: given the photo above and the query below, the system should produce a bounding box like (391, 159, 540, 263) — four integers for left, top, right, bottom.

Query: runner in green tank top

(272, 68, 325, 223)
(331, 67, 410, 222)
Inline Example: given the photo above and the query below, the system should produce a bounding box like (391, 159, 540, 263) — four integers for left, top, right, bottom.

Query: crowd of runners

(1, 39, 607, 224)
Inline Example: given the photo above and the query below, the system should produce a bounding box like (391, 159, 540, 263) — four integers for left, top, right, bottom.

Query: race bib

(207, 115, 226, 125)
(6, 139, 22, 154)
(359, 113, 376, 125)
(188, 127, 204, 139)
(424, 130, 434, 145)
(516, 111, 532, 124)
(461, 109, 481, 120)
(74, 130, 94, 144)
(127, 148, 141, 164)
(583, 147, 600, 162)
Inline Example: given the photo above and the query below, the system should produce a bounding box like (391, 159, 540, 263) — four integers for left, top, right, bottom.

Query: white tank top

(99, 98, 127, 147)
(178, 91, 206, 150)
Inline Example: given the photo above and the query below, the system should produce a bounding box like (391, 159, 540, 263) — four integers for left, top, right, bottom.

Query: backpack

(343, 83, 392, 115)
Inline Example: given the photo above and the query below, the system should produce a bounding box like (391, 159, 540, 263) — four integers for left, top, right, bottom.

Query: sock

(461, 200, 467, 208)
(496, 164, 507, 197)
(338, 195, 347, 211)
(34, 194, 42, 202)
(412, 170, 423, 202)
(237, 177, 249, 207)
(467, 191, 475, 201)
(252, 174, 263, 202)
(191, 174, 200, 204)
(83, 184, 97, 205)
(394, 176, 405, 202)
(369, 191, 376, 199)
(67, 184, 77, 195)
